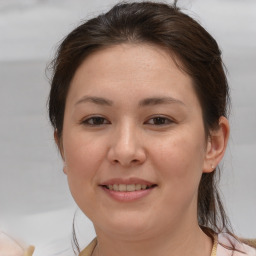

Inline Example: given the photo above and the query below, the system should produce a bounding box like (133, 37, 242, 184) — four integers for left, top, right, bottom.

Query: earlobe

(63, 162, 68, 174)
(54, 130, 60, 149)
(54, 130, 65, 161)
(203, 116, 230, 173)
(54, 130, 68, 174)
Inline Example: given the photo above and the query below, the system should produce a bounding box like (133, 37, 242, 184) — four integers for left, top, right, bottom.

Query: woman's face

(60, 44, 214, 239)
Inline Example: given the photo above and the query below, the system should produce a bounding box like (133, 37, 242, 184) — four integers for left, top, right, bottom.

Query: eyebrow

(75, 96, 185, 107)
(75, 96, 113, 106)
(138, 97, 185, 107)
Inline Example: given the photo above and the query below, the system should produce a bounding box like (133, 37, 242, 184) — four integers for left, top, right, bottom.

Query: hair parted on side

(48, 1, 235, 254)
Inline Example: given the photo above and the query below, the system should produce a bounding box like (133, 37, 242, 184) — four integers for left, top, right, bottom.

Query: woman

(44, 1, 255, 256)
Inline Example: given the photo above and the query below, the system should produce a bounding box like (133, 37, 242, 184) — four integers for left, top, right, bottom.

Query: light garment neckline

(79, 234, 219, 256)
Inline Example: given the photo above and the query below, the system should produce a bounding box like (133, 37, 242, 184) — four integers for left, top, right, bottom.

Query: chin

(93, 211, 156, 238)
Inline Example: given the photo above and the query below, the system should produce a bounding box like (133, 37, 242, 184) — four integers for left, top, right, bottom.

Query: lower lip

(101, 186, 155, 202)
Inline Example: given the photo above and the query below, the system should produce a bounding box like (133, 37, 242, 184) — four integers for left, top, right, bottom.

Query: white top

(217, 233, 256, 256)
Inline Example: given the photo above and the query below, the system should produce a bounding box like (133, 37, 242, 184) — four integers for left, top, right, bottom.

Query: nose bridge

(108, 119, 145, 166)
(118, 120, 136, 148)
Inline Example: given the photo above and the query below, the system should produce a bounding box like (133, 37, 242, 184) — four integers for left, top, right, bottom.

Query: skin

(0, 242, 23, 256)
(0, 232, 33, 256)
(57, 43, 229, 256)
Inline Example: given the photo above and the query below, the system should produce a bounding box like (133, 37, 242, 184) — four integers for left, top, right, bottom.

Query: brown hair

(48, 1, 234, 253)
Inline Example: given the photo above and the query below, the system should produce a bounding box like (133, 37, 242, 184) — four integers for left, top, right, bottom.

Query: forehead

(72, 43, 184, 82)
(67, 43, 199, 108)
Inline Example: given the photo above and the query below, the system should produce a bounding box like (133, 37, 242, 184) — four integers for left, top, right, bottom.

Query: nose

(107, 122, 146, 167)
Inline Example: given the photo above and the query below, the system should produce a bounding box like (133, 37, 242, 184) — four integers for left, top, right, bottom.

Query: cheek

(151, 132, 205, 169)
(149, 129, 206, 191)
(62, 134, 106, 213)
(150, 134, 205, 218)
(62, 133, 107, 188)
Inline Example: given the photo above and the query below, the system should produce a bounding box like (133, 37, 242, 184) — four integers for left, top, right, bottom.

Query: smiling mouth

(101, 184, 157, 192)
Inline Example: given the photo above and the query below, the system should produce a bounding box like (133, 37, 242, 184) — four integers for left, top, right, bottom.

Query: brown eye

(82, 116, 110, 126)
(146, 116, 173, 125)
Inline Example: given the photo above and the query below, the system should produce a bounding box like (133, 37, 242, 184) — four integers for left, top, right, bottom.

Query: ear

(203, 116, 230, 173)
(54, 130, 68, 174)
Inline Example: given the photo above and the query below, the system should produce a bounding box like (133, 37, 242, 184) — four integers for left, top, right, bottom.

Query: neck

(93, 223, 213, 256)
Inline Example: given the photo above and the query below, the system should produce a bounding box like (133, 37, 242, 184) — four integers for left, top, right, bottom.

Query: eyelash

(81, 115, 174, 127)
(81, 116, 110, 126)
(145, 116, 174, 126)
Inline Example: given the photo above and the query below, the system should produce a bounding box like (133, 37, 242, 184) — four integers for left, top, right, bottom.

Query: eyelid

(80, 115, 111, 126)
(144, 115, 175, 125)
(79, 114, 175, 126)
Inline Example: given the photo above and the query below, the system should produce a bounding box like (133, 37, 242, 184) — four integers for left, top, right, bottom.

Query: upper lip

(100, 177, 156, 186)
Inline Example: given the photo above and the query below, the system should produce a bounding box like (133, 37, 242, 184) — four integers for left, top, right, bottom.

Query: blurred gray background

(0, 0, 255, 255)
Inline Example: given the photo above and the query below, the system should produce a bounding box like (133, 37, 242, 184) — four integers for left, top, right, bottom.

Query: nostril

(112, 158, 140, 166)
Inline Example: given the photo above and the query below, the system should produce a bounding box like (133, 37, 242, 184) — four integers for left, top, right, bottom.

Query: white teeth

(119, 184, 126, 192)
(141, 184, 147, 190)
(135, 184, 142, 190)
(127, 184, 135, 191)
(106, 184, 154, 192)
